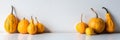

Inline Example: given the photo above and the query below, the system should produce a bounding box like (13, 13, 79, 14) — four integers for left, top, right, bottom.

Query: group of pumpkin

(4, 6, 44, 35)
(3, 6, 114, 35)
(76, 7, 115, 36)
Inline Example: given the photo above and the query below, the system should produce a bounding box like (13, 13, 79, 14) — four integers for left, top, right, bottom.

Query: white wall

(0, 0, 120, 33)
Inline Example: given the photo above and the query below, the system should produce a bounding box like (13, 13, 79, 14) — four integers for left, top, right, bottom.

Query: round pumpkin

(35, 17, 44, 33)
(85, 27, 95, 35)
(88, 8, 105, 33)
(76, 14, 87, 34)
(18, 18, 29, 34)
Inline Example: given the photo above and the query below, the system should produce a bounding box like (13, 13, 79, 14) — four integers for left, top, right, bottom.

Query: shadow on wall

(44, 25, 51, 33)
(109, 11, 119, 33)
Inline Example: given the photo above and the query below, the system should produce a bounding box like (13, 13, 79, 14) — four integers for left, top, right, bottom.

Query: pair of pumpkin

(76, 7, 115, 35)
(4, 6, 44, 35)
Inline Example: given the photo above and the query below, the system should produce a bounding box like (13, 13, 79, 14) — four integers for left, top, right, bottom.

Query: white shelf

(0, 33, 119, 40)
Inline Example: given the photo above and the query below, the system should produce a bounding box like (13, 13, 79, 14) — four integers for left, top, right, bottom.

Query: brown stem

(102, 7, 109, 13)
(35, 17, 39, 23)
(31, 16, 34, 22)
(11, 5, 14, 14)
(23, 17, 25, 20)
(81, 14, 83, 22)
(31, 16, 33, 20)
(91, 8, 98, 18)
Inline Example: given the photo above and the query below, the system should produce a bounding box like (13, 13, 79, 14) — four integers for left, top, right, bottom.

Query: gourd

(76, 14, 88, 34)
(4, 6, 19, 33)
(102, 7, 115, 33)
(35, 17, 44, 33)
(88, 8, 105, 33)
(18, 18, 29, 34)
(85, 27, 95, 35)
(27, 16, 37, 35)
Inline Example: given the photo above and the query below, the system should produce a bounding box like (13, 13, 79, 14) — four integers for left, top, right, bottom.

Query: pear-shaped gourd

(76, 14, 88, 34)
(35, 17, 44, 33)
(18, 18, 29, 34)
(27, 16, 37, 35)
(102, 7, 115, 33)
(4, 6, 19, 33)
(88, 8, 105, 33)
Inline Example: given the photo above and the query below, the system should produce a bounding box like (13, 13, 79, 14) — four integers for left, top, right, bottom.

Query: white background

(0, 0, 120, 33)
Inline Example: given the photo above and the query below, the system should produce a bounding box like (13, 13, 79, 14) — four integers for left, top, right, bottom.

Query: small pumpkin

(35, 17, 44, 33)
(4, 6, 19, 33)
(18, 18, 29, 34)
(88, 8, 105, 33)
(85, 27, 95, 36)
(27, 16, 37, 35)
(76, 14, 88, 34)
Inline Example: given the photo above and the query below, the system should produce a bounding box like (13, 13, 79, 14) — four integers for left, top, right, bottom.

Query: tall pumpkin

(4, 6, 19, 33)
(102, 7, 115, 33)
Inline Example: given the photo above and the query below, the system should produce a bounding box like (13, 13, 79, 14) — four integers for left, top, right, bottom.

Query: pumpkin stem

(11, 5, 19, 19)
(80, 14, 83, 22)
(102, 7, 109, 13)
(91, 8, 98, 18)
(31, 16, 33, 19)
(23, 17, 25, 20)
(11, 5, 14, 14)
(35, 17, 39, 23)
(31, 16, 34, 23)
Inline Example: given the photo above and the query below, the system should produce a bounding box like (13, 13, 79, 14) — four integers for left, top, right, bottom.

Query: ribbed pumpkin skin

(4, 13, 19, 33)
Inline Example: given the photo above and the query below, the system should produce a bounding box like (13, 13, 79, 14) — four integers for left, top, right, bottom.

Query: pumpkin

(35, 17, 44, 33)
(4, 6, 19, 33)
(18, 18, 29, 34)
(85, 27, 95, 36)
(88, 8, 105, 33)
(102, 7, 115, 33)
(76, 14, 88, 34)
(27, 16, 37, 35)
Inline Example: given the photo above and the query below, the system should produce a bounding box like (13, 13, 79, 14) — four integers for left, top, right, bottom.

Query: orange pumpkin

(4, 6, 19, 33)
(85, 27, 95, 35)
(76, 14, 88, 34)
(27, 16, 37, 35)
(102, 7, 115, 33)
(35, 17, 44, 33)
(88, 8, 105, 33)
(18, 18, 29, 34)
